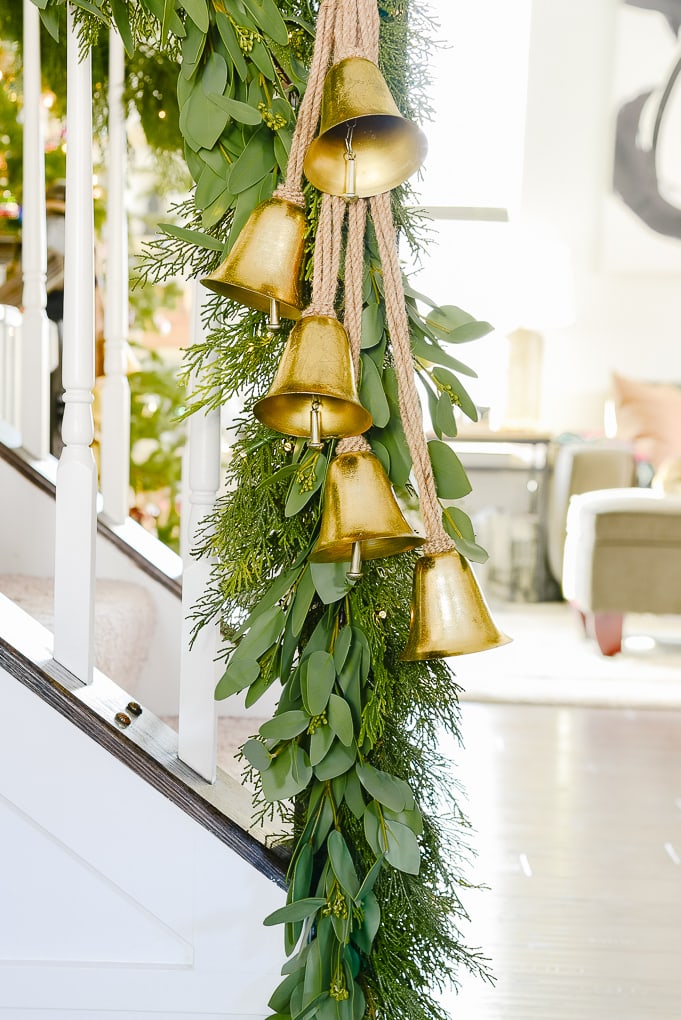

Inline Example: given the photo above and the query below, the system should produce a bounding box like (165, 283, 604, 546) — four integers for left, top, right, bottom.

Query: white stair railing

(178, 283, 221, 783)
(20, 0, 51, 459)
(0, 304, 22, 434)
(53, 3, 98, 684)
(100, 28, 131, 525)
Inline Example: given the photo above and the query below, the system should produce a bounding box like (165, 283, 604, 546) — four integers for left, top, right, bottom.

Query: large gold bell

(311, 451, 425, 579)
(401, 550, 512, 660)
(303, 57, 428, 199)
(200, 197, 305, 329)
(253, 315, 372, 446)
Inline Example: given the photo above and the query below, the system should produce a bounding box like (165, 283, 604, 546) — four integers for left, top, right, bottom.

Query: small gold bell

(310, 451, 425, 579)
(303, 57, 428, 198)
(401, 550, 512, 660)
(253, 315, 372, 444)
(200, 197, 305, 329)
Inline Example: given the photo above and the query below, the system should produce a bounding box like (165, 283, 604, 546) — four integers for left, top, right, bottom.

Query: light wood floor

(439, 703, 681, 1019)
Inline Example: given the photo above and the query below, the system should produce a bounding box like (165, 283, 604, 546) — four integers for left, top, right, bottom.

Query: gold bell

(401, 550, 512, 660)
(253, 315, 372, 447)
(200, 197, 305, 329)
(310, 451, 425, 580)
(303, 57, 428, 199)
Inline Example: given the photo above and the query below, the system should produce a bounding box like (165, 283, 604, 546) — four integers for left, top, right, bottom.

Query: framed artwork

(602, 0, 681, 272)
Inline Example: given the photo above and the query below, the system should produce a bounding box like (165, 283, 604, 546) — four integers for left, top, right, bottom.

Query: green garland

(29, 0, 496, 1014)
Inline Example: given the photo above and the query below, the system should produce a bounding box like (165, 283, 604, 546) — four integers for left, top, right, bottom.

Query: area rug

(452, 601, 681, 709)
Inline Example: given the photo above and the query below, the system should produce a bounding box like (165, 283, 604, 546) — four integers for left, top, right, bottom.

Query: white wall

(521, 0, 681, 433)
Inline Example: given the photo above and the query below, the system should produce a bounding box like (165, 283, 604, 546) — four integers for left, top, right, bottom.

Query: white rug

(452, 601, 681, 709)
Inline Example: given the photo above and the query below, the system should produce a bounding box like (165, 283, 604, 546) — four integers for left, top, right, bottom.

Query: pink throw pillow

(612, 373, 681, 469)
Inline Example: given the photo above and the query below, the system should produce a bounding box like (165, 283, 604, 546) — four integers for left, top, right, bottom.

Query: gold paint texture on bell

(253, 315, 373, 441)
(311, 451, 425, 563)
(401, 551, 512, 661)
(200, 197, 305, 321)
(303, 57, 428, 198)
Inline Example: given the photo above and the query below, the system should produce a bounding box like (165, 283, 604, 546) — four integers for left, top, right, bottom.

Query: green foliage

(27, 0, 499, 1013)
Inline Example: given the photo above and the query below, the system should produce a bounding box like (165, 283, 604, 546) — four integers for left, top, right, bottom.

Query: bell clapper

(343, 121, 358, 201)
(347, 541, 363, 581)
(309, 398, 324, 450)
(268, 297, 281, 331)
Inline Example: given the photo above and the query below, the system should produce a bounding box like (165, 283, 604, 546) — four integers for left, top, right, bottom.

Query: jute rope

(274, 0, 338, 208)
(304, 193, 347, 317)
(370, 191, 454, 554)
(336, 198, 371, 455)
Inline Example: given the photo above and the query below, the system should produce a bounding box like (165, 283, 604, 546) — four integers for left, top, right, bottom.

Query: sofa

(546, 373, 681, 655)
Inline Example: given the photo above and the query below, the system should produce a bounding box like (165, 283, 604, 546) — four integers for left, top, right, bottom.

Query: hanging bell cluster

(304, 57, 428, 200)
(254, 315, 371, 447)
(401, 551, 512, 661)
(201, 197, 306, 330)
(310, 451, 424, 579)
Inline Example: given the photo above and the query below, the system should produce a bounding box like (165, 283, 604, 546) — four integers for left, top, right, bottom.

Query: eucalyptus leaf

(259, 710, 309, 741)
(432, 367, 478, 422)
(310, 560, 352, 604)
(229, 125, 276, 194)
(428, 440, 472, 499)
(426, 304, 493, 343)
(158, 222, 225, 252)
(180, 84, 228, 150)
(261, 743, 312, 801)
(360, 302, 385, 349)
(110, 0, 134, 55)
(195, 162, 229, 209)
(182, 0, 209, 32)
(201, 187, 233, 229)
(181, 23, 207, 79)
(250, 37, 278, 81)
(435, 391, 459, 438)
(309, 724, 335, 767)
(242, 737, 273, 771)
(313, 739, 356, 781)
(343, 768, 366, 819)
(333, 626, 353, 673)
(362, 800, 385, 856)
(442, 507, 489, 563)
(353, 890, 380, 954)
(214, 657, 260, 700)
(356, 763, 410, 813)
(301, 650, 336, 716)
(207, 92, 263, 125)
(264, 897, 327, 928)
(410, 329, 478, 378)
(328, 831, 360, 898)
(285, 452, 326, 517)
(327, 693, 354, 746)
(384, 818, 421, 875)
(215, 11, 248, 80)
(232, 604, 286, 662)
(359, 354, 389, 427)
(267, 970, 301, 1013)
(291, 567, 316, 636)
(302, 937, 323, 1008)
(369, 438, 390, 476)
(242, 0, 289, 44)
(312, 795, 335, 852)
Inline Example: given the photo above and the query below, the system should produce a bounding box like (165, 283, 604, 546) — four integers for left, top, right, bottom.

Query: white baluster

(100, 29, 131, 525)
(20, 0, 50, 459)
(53, 5, 97, 684)
(178, 283, 221, 782)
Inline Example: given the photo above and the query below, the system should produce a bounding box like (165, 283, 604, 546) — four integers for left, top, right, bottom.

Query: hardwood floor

(440, 703, 681, 1019)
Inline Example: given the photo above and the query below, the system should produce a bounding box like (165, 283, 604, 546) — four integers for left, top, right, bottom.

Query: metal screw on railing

(114, 712, 131, 728)
(126, 701, 142, 717)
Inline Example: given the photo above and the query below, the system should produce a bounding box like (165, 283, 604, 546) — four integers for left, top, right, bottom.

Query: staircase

(0, 442, 288, 1018)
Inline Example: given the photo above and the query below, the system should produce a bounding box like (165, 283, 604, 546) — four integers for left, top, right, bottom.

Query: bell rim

(253, 392, 373, 439)
(310, 533, 425, 563)
(401, 631, 512, 662)
(199, 278, 303, 319)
